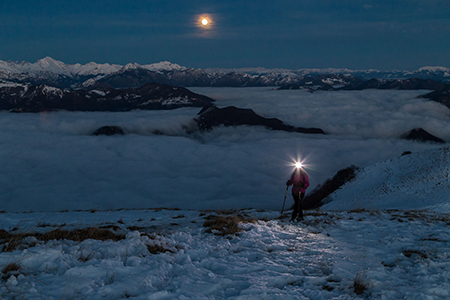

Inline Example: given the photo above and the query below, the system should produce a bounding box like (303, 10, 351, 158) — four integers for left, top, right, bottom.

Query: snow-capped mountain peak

(121, 63, 141, 71)
(142, 61, 187, 72)
(32, 57, 71, 76)
(418, 66, 450, 72)
(68, 61, 123, 76)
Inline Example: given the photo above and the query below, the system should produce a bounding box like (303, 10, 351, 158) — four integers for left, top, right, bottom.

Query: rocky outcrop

(400, 128, 446, 144)
(420, 84, 450, 109)
(194, 106, 325, 134)
(92, 126, 125, 136)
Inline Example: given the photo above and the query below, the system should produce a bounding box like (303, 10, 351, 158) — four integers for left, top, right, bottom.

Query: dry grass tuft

(203, 214, 256, 236)
(147, 244, 174, 255)
(349, 208, 367, 213)
(402, 249, 428, 259)
(0, 227, 126, 252)
(172, 215, 185, 219)
(353, 269, 370, 295)
(2, 262, 20, 275)
(2, 262, 21, 280)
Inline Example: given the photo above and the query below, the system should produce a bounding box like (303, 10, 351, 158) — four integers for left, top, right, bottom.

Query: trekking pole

(280, 186, 289, 215)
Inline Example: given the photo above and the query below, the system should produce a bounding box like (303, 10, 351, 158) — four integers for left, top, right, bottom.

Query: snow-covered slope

(322, 147, 450, 212)
(1, 208, 450, 299)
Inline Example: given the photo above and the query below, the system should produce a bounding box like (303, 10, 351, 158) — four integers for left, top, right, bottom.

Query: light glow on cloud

(0, 88, 447, 212)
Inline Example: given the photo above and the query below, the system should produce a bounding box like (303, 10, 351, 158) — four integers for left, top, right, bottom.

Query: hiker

(286, 164, 309, 222)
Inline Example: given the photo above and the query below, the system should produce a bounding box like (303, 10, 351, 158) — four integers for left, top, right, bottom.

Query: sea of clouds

(0, 88, 448, 212)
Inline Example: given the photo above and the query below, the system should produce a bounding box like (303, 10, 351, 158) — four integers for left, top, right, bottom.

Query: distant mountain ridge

(0, 82, 214, 112)
(1, 57, 449, 89)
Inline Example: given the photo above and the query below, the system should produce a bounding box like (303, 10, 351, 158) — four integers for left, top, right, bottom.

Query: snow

(161, 96, 191, 105)
(121, 63, 141, 71)
(32, 57, 72, 77)
(0, 82, 26, 89)
(69, 62, 123, 77)
(418, 66, 450, 72)
(143, 61, 188, 72)
(322, 147, 450, 212)
(0, 87, 449, 299)
(90, 89, 107, 96)
(41, 85, 64, 98)
(1, 209, 449, 299)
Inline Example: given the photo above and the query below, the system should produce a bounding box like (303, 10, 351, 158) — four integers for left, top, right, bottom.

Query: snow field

(323, 147, 450, 212)
(1, 208, 450, 299)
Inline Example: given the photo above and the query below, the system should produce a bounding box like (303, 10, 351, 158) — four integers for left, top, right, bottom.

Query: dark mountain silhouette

(400, 128, 446, 144)
(194, 106, 325, 134)
(1, 83, 214, 112)
(420, 84, 450, 109)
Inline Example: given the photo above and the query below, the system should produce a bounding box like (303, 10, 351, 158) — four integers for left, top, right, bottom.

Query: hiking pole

(280, 186, 289, 215)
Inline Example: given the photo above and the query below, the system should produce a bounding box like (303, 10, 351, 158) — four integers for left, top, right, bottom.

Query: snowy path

(1, 209, 449, 299)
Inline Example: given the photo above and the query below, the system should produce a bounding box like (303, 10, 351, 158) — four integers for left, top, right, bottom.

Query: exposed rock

(420, 84, 450, 109)
(92, 126, 125, 136)
(400, 128, 446, 144)
(77, 79, 114, 90)
(194, 106, 325, 134)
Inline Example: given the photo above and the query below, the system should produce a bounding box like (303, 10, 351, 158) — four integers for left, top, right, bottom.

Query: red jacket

(287, 170, 310, 195)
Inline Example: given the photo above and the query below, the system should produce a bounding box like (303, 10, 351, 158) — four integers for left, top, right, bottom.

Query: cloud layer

(0, 89, 447, 212)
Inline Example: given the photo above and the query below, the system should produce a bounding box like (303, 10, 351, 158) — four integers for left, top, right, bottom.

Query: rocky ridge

(0, 82, 214, 112)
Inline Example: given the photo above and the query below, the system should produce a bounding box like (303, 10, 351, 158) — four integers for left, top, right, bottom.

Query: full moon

(202, 18, 208, 26)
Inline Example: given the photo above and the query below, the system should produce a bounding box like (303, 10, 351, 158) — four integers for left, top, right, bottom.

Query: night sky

(1, 0, 449, 70)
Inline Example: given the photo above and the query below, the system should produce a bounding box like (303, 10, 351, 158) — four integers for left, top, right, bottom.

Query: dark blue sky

(1, 0, 449, 69)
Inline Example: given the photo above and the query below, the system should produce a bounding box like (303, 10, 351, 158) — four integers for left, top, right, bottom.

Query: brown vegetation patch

(402, 249, 428, 259)
(100, 225, 121, 231)
(353, 269, 370, 295)
(203, 214, 256, 236)
(127, 226, 145, 231)
(0, 227, 126, 252)
(147, 244, 174, 255)
(2, 262, 20, 275)
(2, 263, 21, 280)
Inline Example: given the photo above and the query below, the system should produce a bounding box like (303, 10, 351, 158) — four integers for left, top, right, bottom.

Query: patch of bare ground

(203, 214, 256, 236)
(147, 244, 174, 255)
(0, 228, 126, 252)
(1, 262, 21, 280)
(386, 209, 450, 224)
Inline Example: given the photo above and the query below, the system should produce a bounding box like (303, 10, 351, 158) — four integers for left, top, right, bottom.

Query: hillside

(322, 147, 450, 212)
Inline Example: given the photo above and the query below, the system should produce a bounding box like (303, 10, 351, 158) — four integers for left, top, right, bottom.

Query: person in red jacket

(286, 164, 310, 222)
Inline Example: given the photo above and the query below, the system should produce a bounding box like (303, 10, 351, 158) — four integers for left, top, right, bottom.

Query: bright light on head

(202, 18, 208, 26)
(295, 162, 303, 169)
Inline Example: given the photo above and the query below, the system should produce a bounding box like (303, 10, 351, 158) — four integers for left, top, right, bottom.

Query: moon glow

(196, 14, 214, 36)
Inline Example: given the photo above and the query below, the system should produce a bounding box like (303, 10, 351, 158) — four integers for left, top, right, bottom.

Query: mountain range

(1, 57, 449, 89)
(0, 82, 214, 112)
